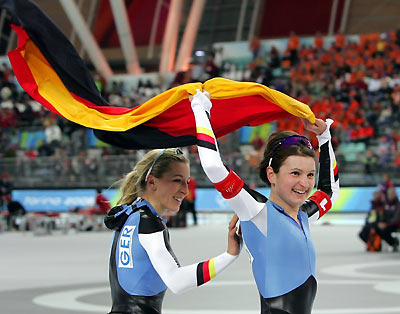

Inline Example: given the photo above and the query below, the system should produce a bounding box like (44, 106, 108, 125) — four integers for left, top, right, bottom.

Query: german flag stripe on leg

(196, 258, 216, 286)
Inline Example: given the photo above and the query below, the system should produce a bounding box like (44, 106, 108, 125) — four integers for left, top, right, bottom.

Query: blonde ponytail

(117, 148, 188, 205)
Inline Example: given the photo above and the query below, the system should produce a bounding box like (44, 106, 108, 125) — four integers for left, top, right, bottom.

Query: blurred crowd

(238, 31, 400, 172)
(1, 30, 400, 187)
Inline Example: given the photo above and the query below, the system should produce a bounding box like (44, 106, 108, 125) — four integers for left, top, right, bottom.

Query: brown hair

(117, 148, 189, 205)
(258, 130, 316, 186)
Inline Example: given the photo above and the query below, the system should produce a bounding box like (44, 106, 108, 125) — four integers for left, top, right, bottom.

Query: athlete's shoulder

(104, 204, 138, 231)
(243, 184, 268, 203)
(138, 207, 166, 234)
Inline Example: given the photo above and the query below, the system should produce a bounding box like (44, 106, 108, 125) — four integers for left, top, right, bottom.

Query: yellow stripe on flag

(203, 78, 316, 123)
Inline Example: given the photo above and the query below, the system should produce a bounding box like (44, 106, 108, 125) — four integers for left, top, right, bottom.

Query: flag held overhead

(2, 0, 315, 149)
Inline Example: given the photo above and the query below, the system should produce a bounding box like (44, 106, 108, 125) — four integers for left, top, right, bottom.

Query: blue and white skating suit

(104, 198, 238, 314)
(191, 91, 340, 314)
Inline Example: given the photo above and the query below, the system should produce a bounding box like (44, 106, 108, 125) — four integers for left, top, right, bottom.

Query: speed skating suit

(104, 198, 237, 314)
(191, 92, 340, 314)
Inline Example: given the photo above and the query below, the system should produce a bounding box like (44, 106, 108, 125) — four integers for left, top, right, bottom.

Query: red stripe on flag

(8, 26, 62, 116)
(14, 25, 29, 46)
(202, 260, 210, 283)
(146, 96, 292, 138)
(197, 133, 216, 145)
(70, 92, 133, 115)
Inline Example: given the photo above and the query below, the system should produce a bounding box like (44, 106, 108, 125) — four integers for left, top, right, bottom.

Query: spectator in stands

(212, 46, 224, 69)
(377, 136, 392, 165)
(80, 188, 111, 231)
(0, 86, 13, 108)
(44, 115, 62, 149)
(363, 150, 378, 174)
(204, 55, 219, 79)
(5, 199, 26, 231)
(249, 37, 261, 60)
(91, 188, 111, 215)
(93, 72, 105, 94)
(190, 61, 204, 82)
(335, 31, 346, 51)
(37, 141, 54, 157)
(314, 31, 324, 50)
(0, 173, 13, 211)
(70, 128, 86, 156)
(103, 148, 241, 314)
(380, 173, 394, 199)
(367, 72, 382, 94)
(288, 31, 300, 65)
(268, 46, 281, 69)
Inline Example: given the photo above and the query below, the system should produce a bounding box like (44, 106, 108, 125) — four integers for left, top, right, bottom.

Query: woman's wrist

(224, 250, 240, 258)
(316, 118, 333, 144)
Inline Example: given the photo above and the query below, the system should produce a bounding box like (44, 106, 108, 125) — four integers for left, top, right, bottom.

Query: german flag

(2, 0, 316, 149)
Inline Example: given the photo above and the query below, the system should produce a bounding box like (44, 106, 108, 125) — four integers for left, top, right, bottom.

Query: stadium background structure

(0, 0, 399, 190)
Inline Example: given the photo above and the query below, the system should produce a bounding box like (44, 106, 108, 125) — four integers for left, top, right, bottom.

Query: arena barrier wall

(11, 187, 400, 213)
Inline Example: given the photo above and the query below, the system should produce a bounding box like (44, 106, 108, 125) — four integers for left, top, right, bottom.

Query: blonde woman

(104, 148, 241, 314)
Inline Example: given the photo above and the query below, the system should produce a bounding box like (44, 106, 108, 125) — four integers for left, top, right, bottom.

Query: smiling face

(267, 155, 316, 214)
(145, 161, 190, 216)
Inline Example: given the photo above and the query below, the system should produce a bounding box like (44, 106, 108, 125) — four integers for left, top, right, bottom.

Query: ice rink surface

(1, 214, 400, 314)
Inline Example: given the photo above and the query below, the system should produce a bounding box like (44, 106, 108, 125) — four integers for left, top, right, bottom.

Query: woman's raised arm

(190, 90, 264, 221)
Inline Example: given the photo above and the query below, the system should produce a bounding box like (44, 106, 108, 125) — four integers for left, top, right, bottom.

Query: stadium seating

(1, 30, 400, 188)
